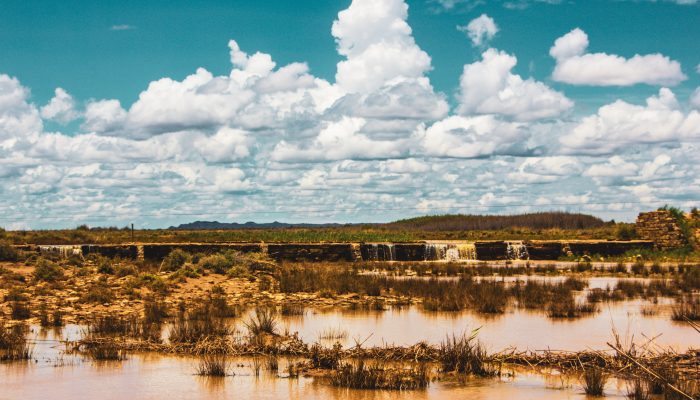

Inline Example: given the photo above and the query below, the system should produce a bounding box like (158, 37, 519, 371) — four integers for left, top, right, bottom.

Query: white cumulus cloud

(458, 14, 499, 46)
(560, 88, 700, 154)
(457, 49, 573, 121)
(550, 28, 687, 86)
(40, 88, 79, 124)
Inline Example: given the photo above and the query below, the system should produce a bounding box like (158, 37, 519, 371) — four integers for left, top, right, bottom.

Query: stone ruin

(635, 210, 688, 250)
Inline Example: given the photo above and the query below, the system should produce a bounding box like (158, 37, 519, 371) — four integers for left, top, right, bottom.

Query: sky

(0, 0, 699, 229)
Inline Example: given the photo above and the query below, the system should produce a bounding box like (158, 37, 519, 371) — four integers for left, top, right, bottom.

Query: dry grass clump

(10, 301, 31, 320)
(547, 293, 598, 319)
(309, 343, 342, 369)
(245, 308, 278, 337)
(280, 304, 305, 316)
(168, 310, 231, 344)
(82, 339, 126, 361)
(439, 333, 494, 376)
(195, 354, 230, 376)
(0, 323, 32, 361)
(581, 367, 607, 396)
(671, 296, 700, 321)
(86, 315, 161, 342)
(143, 295, 169, 325)
(626, 379, 651, 400)
(319, 327, 348, 341)
(331, 360, 429, 390)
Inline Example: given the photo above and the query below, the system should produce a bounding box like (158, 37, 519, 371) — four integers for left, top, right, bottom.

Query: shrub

(81, 280, 115, 304)
(0, 241, 18, 261)
(115, 264, 137, 277)
(198, 254, 231, 275)
(97, 260, 114, 275)
(160, 249, 190, 272)
(143, 296, 169, 324)
(33, 258, 65, 282)
(10, 301, 31, 320)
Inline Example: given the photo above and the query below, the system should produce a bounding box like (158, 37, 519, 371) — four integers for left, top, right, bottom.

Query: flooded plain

(1, 274, 697, 399)
(2, 327, 635, 400)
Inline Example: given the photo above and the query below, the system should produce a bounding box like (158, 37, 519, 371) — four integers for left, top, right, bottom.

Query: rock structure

(636, 211, 688, 250)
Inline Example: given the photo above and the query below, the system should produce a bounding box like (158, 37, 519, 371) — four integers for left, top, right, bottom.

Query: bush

(10, 301, 31, 320)
(198, 254, 231, 275)
(33, 258, 65, 282)
(615, 224, 637, 240)
(115, 264, 137, 277)
(81, 279, 115, 304)
(0, 241, 18, 261)
(160, 249, 190, 272)
(97, 260, 115, 274)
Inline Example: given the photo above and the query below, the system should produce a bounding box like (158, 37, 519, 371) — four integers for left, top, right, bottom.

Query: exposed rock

(636, 211, 688, 250)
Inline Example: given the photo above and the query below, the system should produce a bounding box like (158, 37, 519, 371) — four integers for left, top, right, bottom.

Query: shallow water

(280, 300, 694, 352)
(2, 327, 634, 400)
(2, 273, 697, 399)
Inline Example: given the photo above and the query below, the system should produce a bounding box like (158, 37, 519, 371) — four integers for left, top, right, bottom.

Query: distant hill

(170, 212, 606, 231)
(169, 221, 356, 230)
(385, 212, 606, 231)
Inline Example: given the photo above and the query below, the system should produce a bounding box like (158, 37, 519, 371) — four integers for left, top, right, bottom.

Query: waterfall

(369, 244, 379, 261)
(456, 244, 477, 260)
(386, 244, 396, 261)
(366, 244, 395, 261)
(506, 241, 529, 260)
(427, 243, 477, 261)
(38, 245, 83, 258)
(424, 244, 448, 261)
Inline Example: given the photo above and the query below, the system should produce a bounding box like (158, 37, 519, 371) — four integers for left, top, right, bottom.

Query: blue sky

(0, 0, 699, 229)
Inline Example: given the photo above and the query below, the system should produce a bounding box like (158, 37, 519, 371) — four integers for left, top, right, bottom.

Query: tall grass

(195, 354, 230, 376)
(439, 333, 494, 376)
(331, 360, 429, 390)
(581, 368, 607, 396)
(0, 323, 32, 361)
(245, 308, 278, 337)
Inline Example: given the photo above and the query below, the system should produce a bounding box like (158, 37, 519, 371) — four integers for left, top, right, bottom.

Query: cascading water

(456, 244, 477, 261)
(38, 245, 83, 258)
(365, 244, 396, 261)
(427, 243, 478, 261)
(386, 244, 395, 261)
(506, 241, 530, 260)
(424, 244, 448, 261)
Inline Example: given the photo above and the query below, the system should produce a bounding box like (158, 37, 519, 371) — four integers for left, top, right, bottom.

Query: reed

(671, 297, 700, 321)
(83, 340, 125, 361)
(309, 343, 342, 369)
(0, 323, 32, 361)
(439, 333, 494, 377)
(581, 368, 607, 396)
(195, 354, 230, 376)
(331, 360, 429, 390)
(319, 327, 348, 341)
(245, 308, 278, 337)
(626, 380, 650, 400)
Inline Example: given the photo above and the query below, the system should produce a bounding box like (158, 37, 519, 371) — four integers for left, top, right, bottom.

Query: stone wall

(635, 211, 688, 249)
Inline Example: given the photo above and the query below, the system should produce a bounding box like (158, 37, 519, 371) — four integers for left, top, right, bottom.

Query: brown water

(2, 275, 697, 399)
(2, 328, 634, 400)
